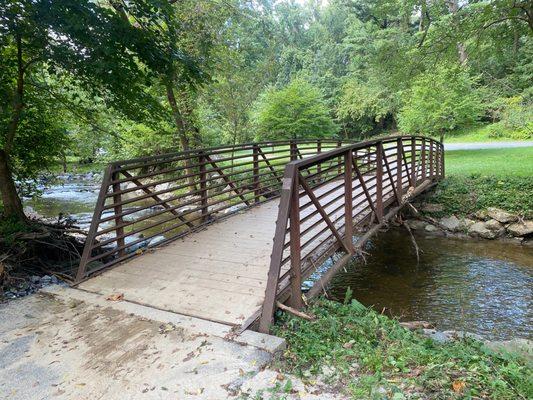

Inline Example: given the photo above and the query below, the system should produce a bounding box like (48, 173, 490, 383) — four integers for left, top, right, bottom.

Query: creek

(327, 228, 533, 341)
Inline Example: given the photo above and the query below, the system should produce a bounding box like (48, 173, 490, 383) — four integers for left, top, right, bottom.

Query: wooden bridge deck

(78, 180, 361, 326)
(79, 201, 279, 325)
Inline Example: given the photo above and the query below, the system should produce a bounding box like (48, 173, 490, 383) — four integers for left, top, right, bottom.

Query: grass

(273, 298, 533, 400)
(423, 147, 533, 218)
(444, 123, 532, 143)
(445, 147, 533, 177)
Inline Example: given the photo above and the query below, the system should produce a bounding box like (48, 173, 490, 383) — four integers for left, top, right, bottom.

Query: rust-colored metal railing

(75, 139, 350, 282)
(258, 136, 444, 332)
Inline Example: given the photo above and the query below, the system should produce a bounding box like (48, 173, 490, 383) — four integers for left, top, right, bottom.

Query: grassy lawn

(444, 123, 532, 143)
(425, 147, 533, 218)
(274, 298, 532, 399)
(445, 147, 533, 177)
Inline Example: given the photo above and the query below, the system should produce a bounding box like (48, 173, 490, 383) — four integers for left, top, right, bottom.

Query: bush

(274, 298, 532, 399)
(426, 175, 533, 218)
(486, 96, 533, 140)
(398, 65, 484, 141)
(253, 78, 337, 140)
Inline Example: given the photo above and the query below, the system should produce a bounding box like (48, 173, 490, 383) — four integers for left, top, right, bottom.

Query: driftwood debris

(276, 301, 315, 321)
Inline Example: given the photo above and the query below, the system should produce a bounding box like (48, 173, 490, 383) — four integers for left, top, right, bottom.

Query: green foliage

(398, 65, 484, 138)
(486, 96, 533, 140)
(428, 175, 533, 219)
(274, 298, 532, 399)
(337, 79, 396, 134)
(0, 88, 69, 183)
(446, 123, 531, 143)
(0, 215, 32, 243)
(426, 147, 533, 218)
(253, 79, 337, 140)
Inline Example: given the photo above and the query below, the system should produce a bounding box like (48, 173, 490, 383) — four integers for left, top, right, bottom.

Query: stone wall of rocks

(407, 206, 533, 244)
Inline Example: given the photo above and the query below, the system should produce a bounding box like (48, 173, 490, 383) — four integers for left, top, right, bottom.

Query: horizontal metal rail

(75, 139, 350, 282)
(258, 136, 444, 332)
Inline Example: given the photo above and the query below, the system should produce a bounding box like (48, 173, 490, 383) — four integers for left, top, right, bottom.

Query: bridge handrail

(75, 138, 355, 282)
(258, 136, 444, 332)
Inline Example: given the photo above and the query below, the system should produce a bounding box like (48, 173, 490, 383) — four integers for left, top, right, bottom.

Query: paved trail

(0, 287, 343, 400)
(444, 141, 533, 151)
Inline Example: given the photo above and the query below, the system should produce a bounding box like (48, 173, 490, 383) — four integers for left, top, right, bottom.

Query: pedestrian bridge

(74, 137, 444, 332)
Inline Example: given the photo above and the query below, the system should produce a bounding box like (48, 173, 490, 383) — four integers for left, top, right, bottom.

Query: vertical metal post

(76, 165, 114, 282)
(253, 145, 260, 203)
(344, 151, 354, 253)
(290, 140, 297, 161)
(112, 169, 125, 257)
(411, 137, 417, 187)
(421, 138, 427, 180)
(439, 143, 444, 178)
(396, 138, 403, 201)
(337, 140, 342, 174)
(199, 152, 208, 222)
(429, 141, 434, 178)
(375, 143, 383, 222)
(317, 139, 322, 175)
(288, 170, 303, 309)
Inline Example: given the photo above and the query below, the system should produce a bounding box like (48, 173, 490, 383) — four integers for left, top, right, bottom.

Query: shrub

(398, 65, 484, 141)
(486, 96, 533, 140)
(253, 78, 337, 140)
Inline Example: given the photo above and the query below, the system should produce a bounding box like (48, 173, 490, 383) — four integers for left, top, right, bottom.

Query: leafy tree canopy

(398, 65, 484, 140)
(253, 78, 337, 140)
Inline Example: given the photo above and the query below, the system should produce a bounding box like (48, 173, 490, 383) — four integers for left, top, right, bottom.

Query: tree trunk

(165, 80, 197, 190)
(1, 32, 26, 221)
(447, 0, 468, 64)
(0, 149, 26, 221)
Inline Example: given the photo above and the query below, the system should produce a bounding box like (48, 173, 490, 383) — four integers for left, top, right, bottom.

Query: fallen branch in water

(406, 203, 448, 231)
(401, 218, 421, 264)
(276, 301, 315, 321)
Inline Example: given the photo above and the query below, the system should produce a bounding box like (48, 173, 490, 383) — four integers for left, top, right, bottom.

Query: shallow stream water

(327, 229, 533, 341)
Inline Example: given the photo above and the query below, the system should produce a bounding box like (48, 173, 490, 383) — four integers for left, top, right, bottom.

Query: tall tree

(0, 0, 194, 220)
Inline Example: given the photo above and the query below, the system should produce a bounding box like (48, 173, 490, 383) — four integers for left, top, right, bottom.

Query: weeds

(273, 298, 532, 399)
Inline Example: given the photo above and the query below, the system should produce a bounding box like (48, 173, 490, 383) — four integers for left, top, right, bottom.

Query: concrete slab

(0, 290, 345, 399)
(42, 285, 285, 354)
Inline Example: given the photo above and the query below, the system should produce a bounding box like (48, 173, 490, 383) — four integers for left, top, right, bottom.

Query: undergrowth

(424, 175, 533, 218)
(273, 298, 532, 399)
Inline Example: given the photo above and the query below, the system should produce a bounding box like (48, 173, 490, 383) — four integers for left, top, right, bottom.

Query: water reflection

(327, 229, 533, 340)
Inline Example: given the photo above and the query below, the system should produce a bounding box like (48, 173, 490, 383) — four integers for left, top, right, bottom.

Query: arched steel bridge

(74, 136, 444, 333)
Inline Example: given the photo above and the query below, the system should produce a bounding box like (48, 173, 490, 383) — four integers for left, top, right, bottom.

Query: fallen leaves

(106, 293, 124, 301)
(452, 380, 466, 393)
(158, 322, 176, 334)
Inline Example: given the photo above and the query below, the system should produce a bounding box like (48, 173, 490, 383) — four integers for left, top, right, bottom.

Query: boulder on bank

(507, 221, 533, 237)
(424, 224, 439, 233)
(485, 219, 505, 234)
(485, 338, 532, 361)
(439, 215, 461, 232)
(468, 221, 504, 239)
(400, 321, 434, 330)
(461, 218, 476, 229)
(407, 220, 427, 231)
(474, 209, 490, 221)
(486, 207, 518, 224)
